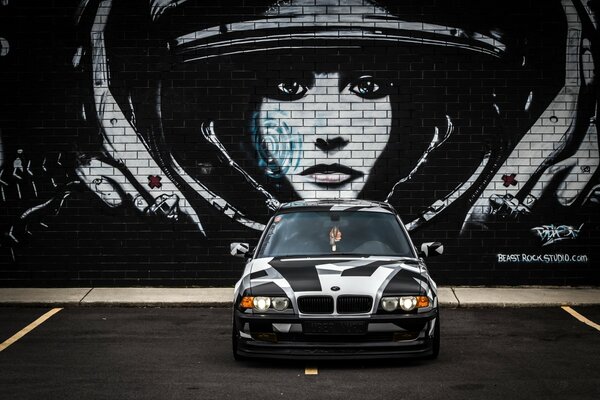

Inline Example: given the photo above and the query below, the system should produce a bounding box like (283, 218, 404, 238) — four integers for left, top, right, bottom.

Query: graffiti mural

(0, 0, 598, 285)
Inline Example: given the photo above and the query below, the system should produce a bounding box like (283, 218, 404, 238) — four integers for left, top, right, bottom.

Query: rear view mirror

(419, 242, 444, 257)
(230, 242, 251, 258)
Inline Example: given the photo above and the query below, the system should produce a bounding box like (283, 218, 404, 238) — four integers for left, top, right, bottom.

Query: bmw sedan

(230, 200, 442, 360)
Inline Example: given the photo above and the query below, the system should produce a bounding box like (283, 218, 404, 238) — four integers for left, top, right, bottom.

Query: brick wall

(0, 0, 598, 286)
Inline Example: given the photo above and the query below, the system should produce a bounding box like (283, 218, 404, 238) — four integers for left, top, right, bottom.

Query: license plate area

(302, 320, 368, 335)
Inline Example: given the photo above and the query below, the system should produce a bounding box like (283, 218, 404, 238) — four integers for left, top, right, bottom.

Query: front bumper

(233, 308, 438, 360)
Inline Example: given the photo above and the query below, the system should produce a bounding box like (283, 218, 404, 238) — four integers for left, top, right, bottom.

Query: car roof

(278, 199, 397, 213)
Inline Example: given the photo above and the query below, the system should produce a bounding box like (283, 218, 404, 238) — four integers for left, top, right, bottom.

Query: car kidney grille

(298, 296, 334, 314)
(337, 296, 373, 314)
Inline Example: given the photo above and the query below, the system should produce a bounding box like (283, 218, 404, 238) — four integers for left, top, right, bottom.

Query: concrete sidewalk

(0, 287, 598, 307)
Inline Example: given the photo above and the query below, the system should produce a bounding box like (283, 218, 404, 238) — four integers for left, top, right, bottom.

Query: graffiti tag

(531, 224, 583, 246)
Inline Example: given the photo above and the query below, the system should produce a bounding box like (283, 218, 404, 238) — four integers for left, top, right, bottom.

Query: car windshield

(257, 210, 415, 258)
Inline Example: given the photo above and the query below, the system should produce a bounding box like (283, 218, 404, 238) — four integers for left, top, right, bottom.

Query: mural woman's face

(252, 72, 392, 199)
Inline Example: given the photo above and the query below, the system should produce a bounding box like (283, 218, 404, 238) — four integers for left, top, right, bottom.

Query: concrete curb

(0, 287, 598, 307)
(451, 287, 600, 308)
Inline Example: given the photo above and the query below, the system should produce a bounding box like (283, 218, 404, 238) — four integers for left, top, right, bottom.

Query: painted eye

(276, 81, 308, 99)
(349, 77, 385, 99)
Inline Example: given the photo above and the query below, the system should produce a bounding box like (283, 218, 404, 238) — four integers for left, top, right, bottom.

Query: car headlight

(253, 296, 271, 312)
(381, 297, 399, 312)
(240, 296, 290, 312)
(271, 297, 290, 311)
(399, 296, 417, 311)
(380, 296, 430, 312)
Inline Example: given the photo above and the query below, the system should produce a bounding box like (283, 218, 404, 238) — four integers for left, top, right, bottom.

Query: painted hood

(234, 256, 436, 311)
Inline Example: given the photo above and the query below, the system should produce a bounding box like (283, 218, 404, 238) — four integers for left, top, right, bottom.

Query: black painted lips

(299, 163, 363, 187)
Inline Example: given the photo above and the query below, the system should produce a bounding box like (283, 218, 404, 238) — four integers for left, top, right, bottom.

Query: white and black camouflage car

(230, 200, 443, 360)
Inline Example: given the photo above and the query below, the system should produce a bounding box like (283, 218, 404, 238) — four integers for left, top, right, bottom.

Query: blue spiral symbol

(252, 116, 302, 179)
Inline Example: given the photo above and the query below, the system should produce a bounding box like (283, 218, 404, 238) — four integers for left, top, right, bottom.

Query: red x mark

(148, 175, 162, 189)
(501, 173, 518, 187)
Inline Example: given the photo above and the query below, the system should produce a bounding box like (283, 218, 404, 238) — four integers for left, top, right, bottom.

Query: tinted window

(257, 211, 414, 258)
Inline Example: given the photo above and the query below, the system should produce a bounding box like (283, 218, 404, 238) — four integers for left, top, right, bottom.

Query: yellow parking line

(561, 306, 600, 332)
(305, 366, 318, 375)
(0, 308, 63, 352)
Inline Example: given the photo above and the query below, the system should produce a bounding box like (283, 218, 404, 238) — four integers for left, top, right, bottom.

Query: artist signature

(531, 224, 583, 246)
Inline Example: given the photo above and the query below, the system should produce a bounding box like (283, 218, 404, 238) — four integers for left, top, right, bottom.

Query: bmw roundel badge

(331, 286, 340, 291)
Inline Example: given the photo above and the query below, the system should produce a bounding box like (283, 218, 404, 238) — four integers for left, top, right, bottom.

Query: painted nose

(314, 137, 350, 152)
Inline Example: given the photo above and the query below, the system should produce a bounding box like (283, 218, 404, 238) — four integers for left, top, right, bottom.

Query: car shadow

(234, 357, 428, 370)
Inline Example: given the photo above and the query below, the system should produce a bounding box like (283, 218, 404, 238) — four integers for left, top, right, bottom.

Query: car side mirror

(419, 242, 444, 257)
(230, 242, 252, 259)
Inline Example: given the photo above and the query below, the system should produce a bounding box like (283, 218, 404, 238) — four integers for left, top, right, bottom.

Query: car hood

(242, 256, 432, 301)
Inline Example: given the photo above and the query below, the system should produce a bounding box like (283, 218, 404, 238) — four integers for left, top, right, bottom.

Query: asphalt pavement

(1, 286, 599, 399)
(1, 306, 599, 400)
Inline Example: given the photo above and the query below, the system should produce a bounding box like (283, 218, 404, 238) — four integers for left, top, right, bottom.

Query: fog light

(381, 297, 399, 312)
(252, 332, 277, 343)
(253, 296, 271, 312)
(399, 296, 417, 311)
(271, 297, 289, 311)
(393, 331, 420, 341)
